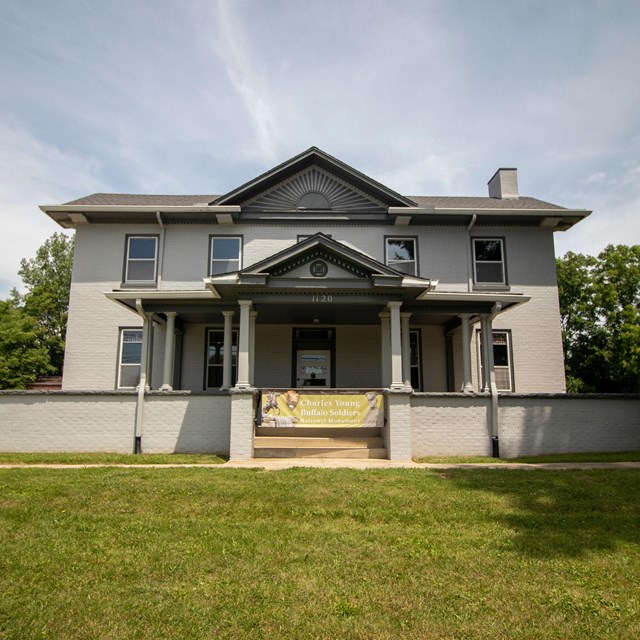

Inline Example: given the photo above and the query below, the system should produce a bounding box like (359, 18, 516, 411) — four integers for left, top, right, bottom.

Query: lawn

(1, 468, 639, 639)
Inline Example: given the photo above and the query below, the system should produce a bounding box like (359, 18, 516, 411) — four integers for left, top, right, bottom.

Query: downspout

(156, 211, 166, 288)
(134, 299, 151, 454)
(466, 214, 477, 292)
(488, 301, 502, 457)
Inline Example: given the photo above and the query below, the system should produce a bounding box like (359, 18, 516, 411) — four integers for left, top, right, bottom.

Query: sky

(1, 0, 639, 297)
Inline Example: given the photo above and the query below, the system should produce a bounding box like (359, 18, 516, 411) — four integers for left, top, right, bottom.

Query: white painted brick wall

(411, 394, 493, 457)
(0, 392, 232, 455)
(66, 222, 567, 393)
(0, 393, 136, 452)
(386, 392, 412, 460)
(499, 396, 640, 458)
(229, 391, 257, 460)
(142, 394, 230, 454)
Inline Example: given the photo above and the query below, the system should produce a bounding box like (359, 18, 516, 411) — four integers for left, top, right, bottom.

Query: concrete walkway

(1, 460, 639, 470)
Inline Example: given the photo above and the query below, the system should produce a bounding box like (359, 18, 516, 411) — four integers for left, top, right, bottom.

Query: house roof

(63, 192, 567, 211)
(40, 147, 589, 230)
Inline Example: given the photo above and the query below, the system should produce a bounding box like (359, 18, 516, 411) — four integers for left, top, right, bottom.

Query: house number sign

(311, 294, 333, 303)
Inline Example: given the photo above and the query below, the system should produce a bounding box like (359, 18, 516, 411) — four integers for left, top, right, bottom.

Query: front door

(296, 350, 331, 387)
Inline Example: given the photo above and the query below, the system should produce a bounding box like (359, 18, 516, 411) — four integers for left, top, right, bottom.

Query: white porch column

(221, 310, 235, 389)
(401, 312, 412, 389)
(235, 300, 253, 389)
(460, 313, 474, 393)
(249, 310, 257, 386)
(388, 301, 404, 390)
(379, 311, 391, 387)
(160, 312, 177, 390)
(480, 314, 493, 392)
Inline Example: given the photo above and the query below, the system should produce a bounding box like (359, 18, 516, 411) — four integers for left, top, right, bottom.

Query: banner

(260, 391, 384, 428)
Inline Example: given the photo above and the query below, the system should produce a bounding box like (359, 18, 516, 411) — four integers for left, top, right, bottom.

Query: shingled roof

(64, 192, 566, 210)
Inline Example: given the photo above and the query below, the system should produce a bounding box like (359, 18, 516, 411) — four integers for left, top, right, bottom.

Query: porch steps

(253, 427, 387, 459)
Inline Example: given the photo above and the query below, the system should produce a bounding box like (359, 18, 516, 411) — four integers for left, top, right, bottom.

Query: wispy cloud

(0, 121, 105, 295)
(202, 0, 280, 164)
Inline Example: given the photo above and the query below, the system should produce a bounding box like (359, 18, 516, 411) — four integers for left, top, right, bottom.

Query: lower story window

(479, 330, 514, 391)
(118, 329, 143, 389)
(206, 328, 238, 388)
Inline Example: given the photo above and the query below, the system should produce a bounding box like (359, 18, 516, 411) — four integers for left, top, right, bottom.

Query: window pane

(121, 331, 143, 365)
(390, 260, 416, 275)
(120, 365, 140, 388)
(493, 344, 509, 367)
(129, 237, 157, 259)
(474, 240, 502, 262)
(387, 239, 415, 262)
(211, 259, 239, 275)
(207, 366, 223, 388)
(127, 260, 156, 281)
(476, 262, 504, 283)
(122, 342, 142, 365)
(212, 238, 240, 260)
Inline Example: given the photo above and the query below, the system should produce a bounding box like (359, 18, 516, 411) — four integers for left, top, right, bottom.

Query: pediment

(214, 147, 416, 210)
(241, 233, 402, 280)
(242, 165, 386, 213)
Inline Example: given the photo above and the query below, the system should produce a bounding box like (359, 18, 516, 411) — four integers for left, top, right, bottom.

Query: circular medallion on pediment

(310, 260, 328, 278)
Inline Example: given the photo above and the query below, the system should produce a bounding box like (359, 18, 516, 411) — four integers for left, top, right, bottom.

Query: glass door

(296, 350, 331, 387)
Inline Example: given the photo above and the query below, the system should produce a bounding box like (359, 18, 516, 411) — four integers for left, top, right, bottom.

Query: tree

(0, 298, 54, 388)
(17, 233, 74, 374)
(557, 244, 640, 393)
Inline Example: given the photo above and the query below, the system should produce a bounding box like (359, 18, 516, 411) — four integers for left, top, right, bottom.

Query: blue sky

(1, 0, 639, 297)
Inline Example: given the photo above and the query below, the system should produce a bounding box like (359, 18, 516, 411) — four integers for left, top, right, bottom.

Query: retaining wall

(411, 393, 640, 458)
(0, 391, 231, 455)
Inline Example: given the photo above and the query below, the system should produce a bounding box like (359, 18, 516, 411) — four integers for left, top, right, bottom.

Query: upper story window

(125, 236, 158, 284)
(210, 236, 242, 275)
(385, 237, 417, 276)
(473, 238, 506, 285)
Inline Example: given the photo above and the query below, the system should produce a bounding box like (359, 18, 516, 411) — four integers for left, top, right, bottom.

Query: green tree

(557, 244, 640, 393)
(17, 232, 74, 373)
(0, 298, 54, 388)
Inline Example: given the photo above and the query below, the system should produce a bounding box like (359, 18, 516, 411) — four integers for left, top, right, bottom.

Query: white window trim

(477, 329, 514, 392)
(385, 237, 417, 276)
(472, 238, 506, 285)
(117, 328, 143, 389)
(210, 236, 242, 276)
(125, 236, 158, 284)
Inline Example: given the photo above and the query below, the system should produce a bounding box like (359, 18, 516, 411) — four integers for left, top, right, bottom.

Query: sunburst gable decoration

(242, 165, 387, 212)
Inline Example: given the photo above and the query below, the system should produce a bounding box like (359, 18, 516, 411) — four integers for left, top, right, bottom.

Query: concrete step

(256, 427, 381, 438)
(254, 436, 384, 448)
(253, 447, 388, 459)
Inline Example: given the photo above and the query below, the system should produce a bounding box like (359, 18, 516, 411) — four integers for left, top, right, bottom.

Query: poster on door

(259, 391, 384, 428)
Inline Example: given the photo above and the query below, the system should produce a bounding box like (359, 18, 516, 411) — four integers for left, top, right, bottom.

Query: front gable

(214, 147, 416, 212)
(241, 165, 387, 213)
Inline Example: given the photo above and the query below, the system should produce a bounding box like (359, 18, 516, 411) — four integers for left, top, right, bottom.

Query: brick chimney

(488, 168, 518, 199)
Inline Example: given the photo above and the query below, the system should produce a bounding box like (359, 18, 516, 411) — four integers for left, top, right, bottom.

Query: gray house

(34, 147, 600, 459)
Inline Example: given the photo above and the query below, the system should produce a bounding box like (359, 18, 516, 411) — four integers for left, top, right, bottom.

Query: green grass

(416, 451, 640, 464)
(1, 468, 639, 639)
(0, 452, 227, 465)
